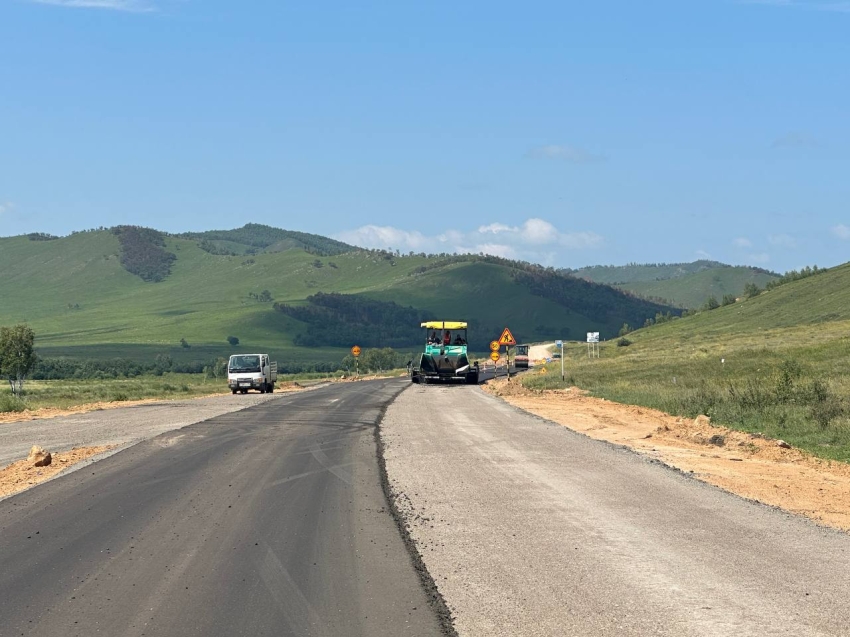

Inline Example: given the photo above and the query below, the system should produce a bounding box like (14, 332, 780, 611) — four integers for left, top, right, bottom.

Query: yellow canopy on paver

(420, 321, 467, 330)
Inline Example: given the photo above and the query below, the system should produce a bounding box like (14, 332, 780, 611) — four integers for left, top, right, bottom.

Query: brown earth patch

(484, 378, 850, 532)
(0, 445, 117, 500)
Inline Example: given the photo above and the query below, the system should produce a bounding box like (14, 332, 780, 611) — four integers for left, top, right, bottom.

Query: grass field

(0, 373, 224, 412)
(524, 262, 850, 462)
(0, 229, 670, 362)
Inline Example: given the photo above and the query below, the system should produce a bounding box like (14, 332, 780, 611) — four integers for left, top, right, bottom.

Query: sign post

(351, 345, 361, 376)
(499, 328, 516, 378)
(555, 340, 564, 381)
(586, 332, 600, 359)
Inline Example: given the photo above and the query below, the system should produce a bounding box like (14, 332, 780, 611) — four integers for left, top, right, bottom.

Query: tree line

(274, 292, 435, 348)
(111, 225, 177, 282)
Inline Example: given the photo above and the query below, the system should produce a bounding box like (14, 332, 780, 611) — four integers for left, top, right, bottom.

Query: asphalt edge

(374, 383, 459, 637)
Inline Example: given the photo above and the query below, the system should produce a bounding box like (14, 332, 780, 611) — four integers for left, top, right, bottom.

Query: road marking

(309, 443, 354, 485)
(267, 463, 358, 487)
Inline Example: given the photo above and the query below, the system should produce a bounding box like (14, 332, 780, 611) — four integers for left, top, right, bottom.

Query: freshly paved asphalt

(0, 380, 445, 637)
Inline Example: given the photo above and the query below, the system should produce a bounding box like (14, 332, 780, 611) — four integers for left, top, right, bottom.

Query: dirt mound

(485, 379, 850, 532)
(0, 445, 117, 500)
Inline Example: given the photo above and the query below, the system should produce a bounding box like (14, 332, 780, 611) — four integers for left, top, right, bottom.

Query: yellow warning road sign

(489, 340, 500, 352)
(490, 351, 501, 362)
(351, 345, 361, 357)
(498, 327, 516, 346)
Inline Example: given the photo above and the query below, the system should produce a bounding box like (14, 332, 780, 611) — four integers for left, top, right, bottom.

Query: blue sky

(1, 0, 847, 272)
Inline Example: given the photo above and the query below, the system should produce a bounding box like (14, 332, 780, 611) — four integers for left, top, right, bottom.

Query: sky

(0, 0, 847, 272)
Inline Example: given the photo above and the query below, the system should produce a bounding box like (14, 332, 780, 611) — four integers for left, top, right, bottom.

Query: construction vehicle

(514, 344, 530, 369)
(227, 353, 278, 394)
(411, 321, 479, 385)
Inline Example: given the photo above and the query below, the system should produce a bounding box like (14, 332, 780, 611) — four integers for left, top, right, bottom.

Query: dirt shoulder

(485, 378, 850, 532)
(0, 446, 117, 500)
(0, 382, 305, 425)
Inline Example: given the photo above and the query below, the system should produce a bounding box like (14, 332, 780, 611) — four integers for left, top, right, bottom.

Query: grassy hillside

(567, 260, 779, 308)
(617, 266, 778, 308)
(0, 228, 673, 366)
(527, 262, 850, 461)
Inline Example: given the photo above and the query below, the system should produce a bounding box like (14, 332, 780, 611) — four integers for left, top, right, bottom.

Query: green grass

(617, 266, 777, 308)
(0, 373, 224, 411)
(0, 230, 668, 362)
(524, 265, 850, 462)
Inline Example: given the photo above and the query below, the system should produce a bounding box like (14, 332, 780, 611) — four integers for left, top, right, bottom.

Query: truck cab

(227, 354, 278, 394)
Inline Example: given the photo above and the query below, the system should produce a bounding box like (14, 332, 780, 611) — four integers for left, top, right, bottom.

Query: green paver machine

(411, 321, 479, 385)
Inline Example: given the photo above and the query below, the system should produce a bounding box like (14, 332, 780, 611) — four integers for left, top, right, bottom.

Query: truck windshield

(229, 355, 261, 372)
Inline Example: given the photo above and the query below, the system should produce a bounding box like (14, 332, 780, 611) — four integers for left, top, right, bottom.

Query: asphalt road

(0, 392, 281, 468)
(382, 383, 850, 637)
(0, 380, 445, 637)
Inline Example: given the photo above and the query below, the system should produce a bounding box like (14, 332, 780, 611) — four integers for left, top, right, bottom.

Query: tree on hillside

(0, 324, 37, 397)
(744, 283, 762, 299)
(703, 296, 720, 311)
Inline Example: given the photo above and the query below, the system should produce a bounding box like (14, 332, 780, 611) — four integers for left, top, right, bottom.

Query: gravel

(381, 383, 850, 636)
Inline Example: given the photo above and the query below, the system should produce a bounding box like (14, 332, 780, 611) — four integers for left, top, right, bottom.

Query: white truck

(227, 353, 278, 394)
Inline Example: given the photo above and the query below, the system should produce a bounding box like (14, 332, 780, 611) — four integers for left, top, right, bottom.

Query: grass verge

(525, 337, 850, 462)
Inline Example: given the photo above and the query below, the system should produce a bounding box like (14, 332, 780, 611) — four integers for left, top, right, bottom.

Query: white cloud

(748, 253, 771, 264)
(477, 222, 514, 235)
(335, 225, 431, 252)
(768, 234, 797, 248)
(733, 237, 753, 248)
(29, 0, 156, 11)
(695, 250, 712, 259)
(335, 217, 603, 264)
(0, 202, 14, 216)
(831, 224, 850, 240)
(526, 145, 607, 164)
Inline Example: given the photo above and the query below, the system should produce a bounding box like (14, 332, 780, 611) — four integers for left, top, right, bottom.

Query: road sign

(351, 345, 361, 357)
(587, 332, 600, 343)
(490, 351, 501, 361)
(489, 340, 500, 352)
(555, 340, 563, 347)
(499, 327, 516, 346)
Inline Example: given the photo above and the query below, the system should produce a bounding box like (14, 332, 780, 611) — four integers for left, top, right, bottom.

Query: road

(0, 380, 446, 637)
(382, 383, 850, 636)
(0, 392, 280, 468)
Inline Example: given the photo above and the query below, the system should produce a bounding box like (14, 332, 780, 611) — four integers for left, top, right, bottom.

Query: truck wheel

(268, 384, 274, 393)
(231, 389, 237, 395)
(466, 372, 479, 385)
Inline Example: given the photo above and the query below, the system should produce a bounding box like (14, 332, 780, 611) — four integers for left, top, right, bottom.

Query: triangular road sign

(499, 327, 516, 346)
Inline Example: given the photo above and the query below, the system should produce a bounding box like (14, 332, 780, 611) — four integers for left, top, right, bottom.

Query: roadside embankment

(485, 378, 850, 532)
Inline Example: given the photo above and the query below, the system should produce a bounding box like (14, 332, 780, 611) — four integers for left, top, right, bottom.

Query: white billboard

(587, 332, 600, 343)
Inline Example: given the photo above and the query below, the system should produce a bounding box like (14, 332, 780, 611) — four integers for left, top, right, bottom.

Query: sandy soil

(485, 378, 850, 532)
(0, 445, 116, 500)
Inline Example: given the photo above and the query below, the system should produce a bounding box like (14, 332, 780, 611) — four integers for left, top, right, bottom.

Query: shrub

(617, 338, 633, 347)
(0, 395, 26, 413)
(227, 336, 240, 346)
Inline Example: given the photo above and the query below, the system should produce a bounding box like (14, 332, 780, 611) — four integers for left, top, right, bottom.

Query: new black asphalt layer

(0, 380, 446, 637)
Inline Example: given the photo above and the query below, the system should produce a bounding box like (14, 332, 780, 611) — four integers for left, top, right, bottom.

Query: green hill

(0, 226, 674, 369)
(567, 260, 779, 308)
(528, 263, 850, 460)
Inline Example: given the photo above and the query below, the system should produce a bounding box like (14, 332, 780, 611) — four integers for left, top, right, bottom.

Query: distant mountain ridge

(566, 260, 780, 308)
